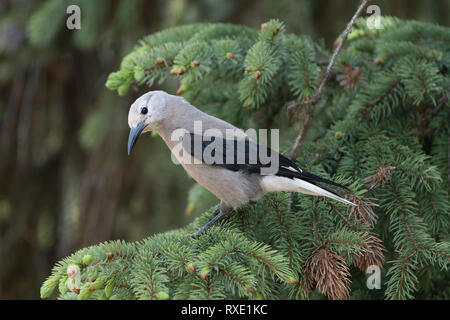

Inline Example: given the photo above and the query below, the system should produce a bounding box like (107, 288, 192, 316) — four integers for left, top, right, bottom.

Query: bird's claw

(186, 205, 227, 239)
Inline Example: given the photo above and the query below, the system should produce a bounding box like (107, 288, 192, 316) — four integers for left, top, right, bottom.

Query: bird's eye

(141, 107, 148, 115)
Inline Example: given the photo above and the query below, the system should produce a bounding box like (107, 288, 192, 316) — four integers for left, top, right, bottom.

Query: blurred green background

(0, 0, 448, 299)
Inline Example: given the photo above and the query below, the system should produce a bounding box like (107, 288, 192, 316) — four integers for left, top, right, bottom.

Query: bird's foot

(188, 204, 229, 238)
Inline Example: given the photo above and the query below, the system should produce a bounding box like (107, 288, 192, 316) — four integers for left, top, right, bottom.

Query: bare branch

(286, 0, 371, 159)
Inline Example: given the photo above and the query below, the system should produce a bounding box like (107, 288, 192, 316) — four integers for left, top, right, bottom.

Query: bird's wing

(182, 133, 348, 196)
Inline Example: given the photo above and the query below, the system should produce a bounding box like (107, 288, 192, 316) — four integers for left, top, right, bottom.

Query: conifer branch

(36, 10, 449, 300)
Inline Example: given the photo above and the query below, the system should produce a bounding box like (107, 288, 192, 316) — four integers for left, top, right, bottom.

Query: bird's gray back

(154, 95, 263, 208)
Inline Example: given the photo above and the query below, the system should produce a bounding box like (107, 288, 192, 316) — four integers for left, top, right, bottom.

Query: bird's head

(127, 90, 170, 155)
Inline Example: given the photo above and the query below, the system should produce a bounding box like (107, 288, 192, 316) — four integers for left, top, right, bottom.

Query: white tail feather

(261, 176, 356, 206)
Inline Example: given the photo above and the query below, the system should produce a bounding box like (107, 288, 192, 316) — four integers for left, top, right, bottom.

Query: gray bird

(127, 91, 355, 237)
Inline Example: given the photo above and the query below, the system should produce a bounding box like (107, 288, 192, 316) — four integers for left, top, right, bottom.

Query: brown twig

(286, 0, 371, 159)
(430, 94, 448, 116)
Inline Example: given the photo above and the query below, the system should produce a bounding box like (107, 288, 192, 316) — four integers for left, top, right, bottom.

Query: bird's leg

(188, 202, 231, 238)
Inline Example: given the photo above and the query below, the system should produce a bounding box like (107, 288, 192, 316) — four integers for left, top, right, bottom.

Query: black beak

(128, 122, 146, 155)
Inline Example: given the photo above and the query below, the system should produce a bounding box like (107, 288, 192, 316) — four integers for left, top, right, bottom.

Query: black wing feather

(183, 133, 348, 194)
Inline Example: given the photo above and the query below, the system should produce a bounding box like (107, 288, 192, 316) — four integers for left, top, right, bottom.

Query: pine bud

(261, 23, 268, 30)
(246, 286, 254, 293)
(226, 52, 234, 60)
(66, 265, 81, 294)
(67, 264, 80, 278)
(274, 27, 280, 34)
(186, 263, 195, 273)
(155, 291, 169, 300)
(71, 288, 80, 294)
(374, 57, 383, 65)
(288, 277, 299, 285)
(169, 67, 178, 76)
(190, 60, 200, 68)
(88, 268, 99, 282)
(254, 71, 261, 79)
(177, 67, 186, 75)
(78, 283, 94, 300)
(106, 252, 114, 261)
(334, 131, 342, 139)
(245, 66, 252, 72)
(244, 101, 251, 108)
(156, 57, 165, 65)
(82, 254, 93, 266)
(200, 266, 209, 280)
(176, 84, 187, 95)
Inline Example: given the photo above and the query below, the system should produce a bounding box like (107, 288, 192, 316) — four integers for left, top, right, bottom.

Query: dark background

(0, 0, 448, 299)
